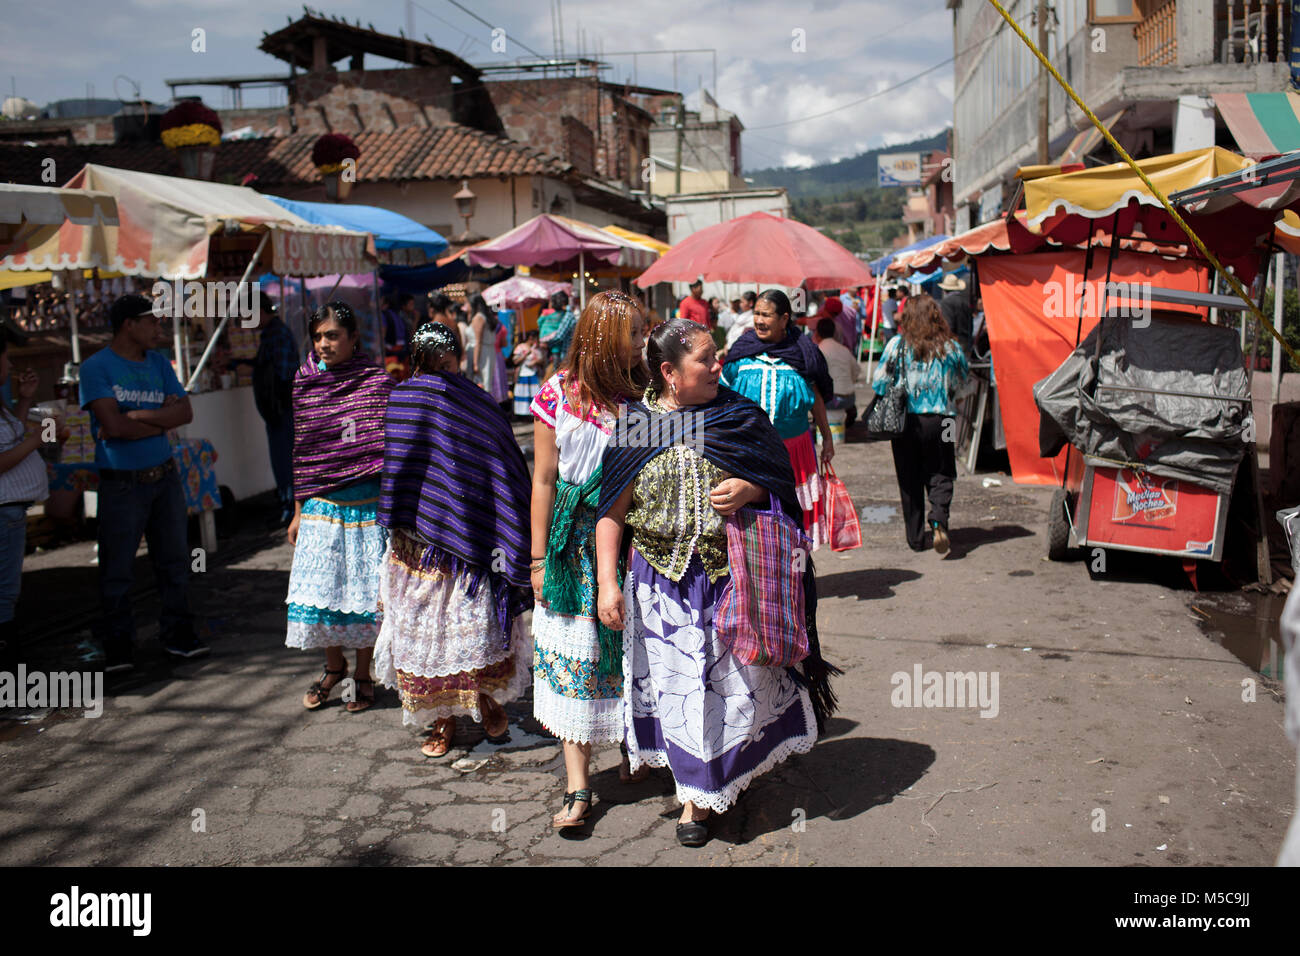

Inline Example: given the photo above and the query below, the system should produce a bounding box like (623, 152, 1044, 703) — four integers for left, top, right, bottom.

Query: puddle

(860, 505, 899, 524)
(1190, 591, 1287, 678)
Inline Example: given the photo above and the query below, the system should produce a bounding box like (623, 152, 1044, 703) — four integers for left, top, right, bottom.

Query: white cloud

(6, 0, 954, 171)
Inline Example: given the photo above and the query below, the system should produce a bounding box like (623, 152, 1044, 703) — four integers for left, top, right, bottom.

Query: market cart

(1007, 148, 1300, 575)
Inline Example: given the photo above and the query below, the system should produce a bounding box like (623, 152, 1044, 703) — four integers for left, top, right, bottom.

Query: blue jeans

(95, 468, 193, 650)
(265, 412, 294, 508)
(0, 503, 27, 624)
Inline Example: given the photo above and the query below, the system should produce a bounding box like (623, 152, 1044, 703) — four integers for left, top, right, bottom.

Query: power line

(440, 0, 550, 60)
(742, 17, 1019, 132)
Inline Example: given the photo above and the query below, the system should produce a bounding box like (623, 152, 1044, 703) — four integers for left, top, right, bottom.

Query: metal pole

(1272, 250, 1284, 405)
(1036, 0, 1049, 164)
(675, 92, 685, 195)
(579, 250, 586, 309)
(185, 232, 269, 391)
(69, 296, 81, 365)
(866, 275, 883, 382)
(172, 278, 183, 378)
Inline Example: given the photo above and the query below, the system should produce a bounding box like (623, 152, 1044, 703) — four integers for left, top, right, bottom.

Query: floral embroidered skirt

(622, 548, 817, 813)
(285, 478, 386, 650)
(532, 507, 623, 743)
(373, 528, 532, 727)
(785, 430, 826, 551)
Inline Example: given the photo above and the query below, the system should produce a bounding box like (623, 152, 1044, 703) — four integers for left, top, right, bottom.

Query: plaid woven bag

(715, 496, 811, 667)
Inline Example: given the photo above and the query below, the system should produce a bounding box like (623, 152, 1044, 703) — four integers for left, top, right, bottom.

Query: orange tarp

(979, 249, 1209, 486)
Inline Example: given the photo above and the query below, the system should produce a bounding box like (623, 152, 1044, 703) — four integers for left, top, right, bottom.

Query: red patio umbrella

(634, 211, 872, 290)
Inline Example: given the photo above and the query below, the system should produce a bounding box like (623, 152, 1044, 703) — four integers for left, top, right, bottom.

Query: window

(1089, 0, 1140, 22)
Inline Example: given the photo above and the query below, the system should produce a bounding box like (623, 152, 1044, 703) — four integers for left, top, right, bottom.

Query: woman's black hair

(308, 299, 358, 339)
(428, 292, 454, 316)
(757, 289, 793, 321)
(548, 290, 570, 312)
(411, 322, 462, 374)
(646, 318, 711, 393)
(467, 293, 497, 331)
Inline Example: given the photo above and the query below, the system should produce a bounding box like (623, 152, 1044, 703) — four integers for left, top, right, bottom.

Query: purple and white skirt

(621, 548, 817, 813)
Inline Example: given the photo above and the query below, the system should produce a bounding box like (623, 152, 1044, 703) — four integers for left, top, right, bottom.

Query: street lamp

(453, 180, 477, 240)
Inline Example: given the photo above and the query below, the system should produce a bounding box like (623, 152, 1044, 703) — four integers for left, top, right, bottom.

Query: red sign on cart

(1077, 464, 1228, 560)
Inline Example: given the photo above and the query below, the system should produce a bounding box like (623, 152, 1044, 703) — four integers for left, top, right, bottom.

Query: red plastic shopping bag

(824, 464, 862, 552)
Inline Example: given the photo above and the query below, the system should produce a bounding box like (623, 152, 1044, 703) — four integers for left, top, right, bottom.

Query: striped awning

(1215, 92, 1300, 159)
(1053, 110, 1126, 166)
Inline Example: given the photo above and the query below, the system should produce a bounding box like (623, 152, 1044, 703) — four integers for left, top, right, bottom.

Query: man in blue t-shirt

(80, 293, 208, 671)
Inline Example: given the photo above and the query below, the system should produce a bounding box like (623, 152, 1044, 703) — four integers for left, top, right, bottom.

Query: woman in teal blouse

(720, 290, 835, 549)
(872, 294, 970, 556)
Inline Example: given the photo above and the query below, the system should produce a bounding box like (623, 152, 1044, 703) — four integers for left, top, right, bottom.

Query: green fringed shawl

(542, 466, 623, 676)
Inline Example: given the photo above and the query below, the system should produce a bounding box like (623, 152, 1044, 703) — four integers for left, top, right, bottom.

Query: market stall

(995, 147, 1297, 572)
(2, 164, 376, 507)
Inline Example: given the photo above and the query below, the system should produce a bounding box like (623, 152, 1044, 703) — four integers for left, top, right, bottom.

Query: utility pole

(675, 91, 685, 194)
(1036, 0, 1049, 164)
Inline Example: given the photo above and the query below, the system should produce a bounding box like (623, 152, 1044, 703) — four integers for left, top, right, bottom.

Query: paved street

(0, 428, 1294, 866)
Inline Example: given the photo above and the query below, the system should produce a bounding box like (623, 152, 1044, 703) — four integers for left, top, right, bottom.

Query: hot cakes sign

(269, 226, 373, 277)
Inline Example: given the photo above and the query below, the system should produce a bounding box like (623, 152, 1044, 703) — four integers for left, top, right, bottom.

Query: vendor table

(50, 409, 223, 553)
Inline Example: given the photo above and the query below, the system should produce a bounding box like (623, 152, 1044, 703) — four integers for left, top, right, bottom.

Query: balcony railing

(1134, 0, 1292, 66)
(1136, 0, 1178, 66)
(1217, 0, 1291, 63)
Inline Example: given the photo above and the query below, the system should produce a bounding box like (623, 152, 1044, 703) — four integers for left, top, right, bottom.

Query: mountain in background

(746, 128, 949, 198)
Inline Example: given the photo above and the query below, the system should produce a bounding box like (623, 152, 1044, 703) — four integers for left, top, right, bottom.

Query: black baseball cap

(109, 293, 156, 326)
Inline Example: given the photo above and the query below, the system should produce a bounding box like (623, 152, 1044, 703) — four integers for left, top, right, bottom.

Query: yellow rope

(984, 0, 1300, 369)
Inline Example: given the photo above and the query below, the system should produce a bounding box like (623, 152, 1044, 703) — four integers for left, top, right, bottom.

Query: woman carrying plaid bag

(595, 319, 839, 848)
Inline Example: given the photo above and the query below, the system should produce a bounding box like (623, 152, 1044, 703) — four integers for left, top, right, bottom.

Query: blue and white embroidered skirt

(513, 366, 541, 416)
(285, 478, 387, 650)
(622, 548, 817, 813)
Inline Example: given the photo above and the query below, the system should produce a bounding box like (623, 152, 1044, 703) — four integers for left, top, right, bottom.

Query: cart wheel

(1047, 487, 1073, 561)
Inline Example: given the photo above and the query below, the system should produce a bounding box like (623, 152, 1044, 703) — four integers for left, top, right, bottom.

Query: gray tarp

(1034, 315, 1251, 496)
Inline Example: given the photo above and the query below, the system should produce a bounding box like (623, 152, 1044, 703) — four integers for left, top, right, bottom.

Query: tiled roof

(0, 126, 572, 188)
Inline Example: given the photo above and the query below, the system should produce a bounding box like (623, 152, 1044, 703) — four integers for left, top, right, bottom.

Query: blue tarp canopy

(267, 196, 448, 257)
(870, 234, 949, 276)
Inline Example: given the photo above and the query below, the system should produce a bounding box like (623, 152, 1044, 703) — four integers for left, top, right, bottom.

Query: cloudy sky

(3, 0, 954, 171)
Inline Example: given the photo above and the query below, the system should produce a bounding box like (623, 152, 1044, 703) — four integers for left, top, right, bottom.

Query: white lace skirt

(285, 480, 386, 650)
(372, 531, 532, 726)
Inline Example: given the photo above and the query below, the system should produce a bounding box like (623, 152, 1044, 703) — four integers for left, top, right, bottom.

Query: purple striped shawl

(379, 370, 533, 640)
(292, 352, 395, 501)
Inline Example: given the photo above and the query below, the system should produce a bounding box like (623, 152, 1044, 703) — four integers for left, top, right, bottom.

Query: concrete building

(949, 0, 1291, 227)
(645, 90, 746, 197)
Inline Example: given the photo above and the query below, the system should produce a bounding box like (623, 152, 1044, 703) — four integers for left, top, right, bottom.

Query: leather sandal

(480, 695, 509, 741)
(345, 677, 375, 713)
(421, 718, 456, 758)
(303, 663, 347, 710)
(553, 788, 592, 830)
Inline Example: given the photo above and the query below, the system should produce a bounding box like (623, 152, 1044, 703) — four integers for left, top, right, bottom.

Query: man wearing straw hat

(938, 273, 974, 355)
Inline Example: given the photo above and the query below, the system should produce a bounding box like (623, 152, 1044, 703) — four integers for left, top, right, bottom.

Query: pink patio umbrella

(465, 214, 624, 308)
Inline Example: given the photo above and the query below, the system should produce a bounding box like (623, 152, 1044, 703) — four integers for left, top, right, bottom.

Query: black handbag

(863, 351, 907, 439)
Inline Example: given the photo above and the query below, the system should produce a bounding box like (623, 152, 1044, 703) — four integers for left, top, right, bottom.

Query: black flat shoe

(676, 820, 709, 847)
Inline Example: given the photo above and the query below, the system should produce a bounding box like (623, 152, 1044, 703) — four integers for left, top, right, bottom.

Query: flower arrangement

(312, 133, 361, 176)
(160, 101, 222, 150)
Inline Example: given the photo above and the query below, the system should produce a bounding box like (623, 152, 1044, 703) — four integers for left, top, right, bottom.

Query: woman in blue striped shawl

(372, 323, 534, 757)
